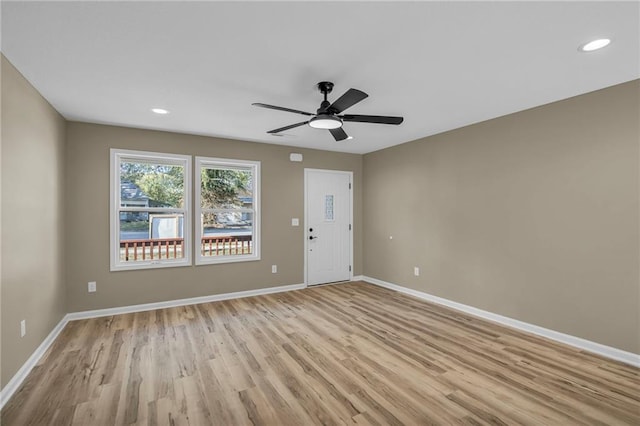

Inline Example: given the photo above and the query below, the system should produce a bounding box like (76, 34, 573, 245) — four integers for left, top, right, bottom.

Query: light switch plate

(291, 218, 299, 226)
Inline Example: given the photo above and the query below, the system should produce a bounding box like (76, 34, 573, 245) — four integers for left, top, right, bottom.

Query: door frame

(304, 168, 354, 287)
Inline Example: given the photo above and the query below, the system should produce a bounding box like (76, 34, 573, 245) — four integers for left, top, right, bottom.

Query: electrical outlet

(272, 265, 277, 273)
(88, 281, 97, 292)
(414, 267, 420, 276)
(20, 320, 26, 337)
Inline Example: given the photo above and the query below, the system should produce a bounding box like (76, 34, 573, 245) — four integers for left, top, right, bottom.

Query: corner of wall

(1, 54, 68, 389)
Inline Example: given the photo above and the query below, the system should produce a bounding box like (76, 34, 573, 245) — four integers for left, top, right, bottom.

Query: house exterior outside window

(195, 156, 260, 265)
(110, 149, 191, 271)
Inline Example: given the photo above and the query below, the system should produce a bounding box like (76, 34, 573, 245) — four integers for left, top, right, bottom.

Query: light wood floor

(2, 281, 639, 425)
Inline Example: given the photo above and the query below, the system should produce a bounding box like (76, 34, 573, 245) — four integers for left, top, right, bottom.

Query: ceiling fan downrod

(317, 81, 334, 113)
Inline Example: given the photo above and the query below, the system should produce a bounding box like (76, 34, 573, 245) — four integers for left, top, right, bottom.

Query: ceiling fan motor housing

(318, 100, 331, 113)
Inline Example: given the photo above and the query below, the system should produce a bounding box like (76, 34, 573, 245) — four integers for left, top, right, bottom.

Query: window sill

(110, 259, 192, 272)
(195, 255, 261, 266)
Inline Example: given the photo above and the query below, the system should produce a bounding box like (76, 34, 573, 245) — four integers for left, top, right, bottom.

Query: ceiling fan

(252, 81, 403, 141)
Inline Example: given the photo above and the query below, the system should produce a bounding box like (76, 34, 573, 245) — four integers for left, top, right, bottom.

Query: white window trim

(195, 156, 261, 265)
(110, 149, 192, 271)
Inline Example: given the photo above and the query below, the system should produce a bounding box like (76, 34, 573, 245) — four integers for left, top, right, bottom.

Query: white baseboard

(67, 282, 306, 321)
(0, 315, 69, 409)
(4, 277, 636, 410)
(0, 282, 306, 409)
(362, 275, 640, 368)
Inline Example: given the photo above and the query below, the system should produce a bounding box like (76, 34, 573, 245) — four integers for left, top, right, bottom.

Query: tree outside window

(196, 157, 260, 265)
(110, 149, 191, 271)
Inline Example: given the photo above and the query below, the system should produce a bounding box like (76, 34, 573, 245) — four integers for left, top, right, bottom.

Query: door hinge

(349, 224, 352, 231)
(349, 265, 352, 272)
(349, 182, 351, 189)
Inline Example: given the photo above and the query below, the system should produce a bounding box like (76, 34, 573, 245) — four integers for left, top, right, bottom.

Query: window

(195, 157, 260, 265)
(110, 149, 191, 271)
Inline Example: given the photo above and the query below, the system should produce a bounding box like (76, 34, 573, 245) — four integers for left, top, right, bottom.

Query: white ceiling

(2, 1, 638, 154)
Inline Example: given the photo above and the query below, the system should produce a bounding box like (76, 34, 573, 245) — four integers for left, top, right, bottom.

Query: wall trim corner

(0, 314, 70, 409)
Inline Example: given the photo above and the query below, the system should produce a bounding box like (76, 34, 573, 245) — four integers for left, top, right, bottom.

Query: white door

(305, 169, 352, 286)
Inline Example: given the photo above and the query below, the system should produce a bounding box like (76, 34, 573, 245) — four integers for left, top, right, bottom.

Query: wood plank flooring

(2, 281, 639, 425)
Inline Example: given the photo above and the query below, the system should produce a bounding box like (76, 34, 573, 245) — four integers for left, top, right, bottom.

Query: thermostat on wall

(289, 153, 303, 162)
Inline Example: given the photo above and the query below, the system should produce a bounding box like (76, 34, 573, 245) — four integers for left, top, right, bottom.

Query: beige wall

(363, 80, 640, 353)
(1, 56, 67, 387)
(65, 122, 362, 312)
(1, 54, 637, 394)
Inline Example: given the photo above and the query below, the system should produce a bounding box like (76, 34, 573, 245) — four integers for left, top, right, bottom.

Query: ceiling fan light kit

(309, 115, 343, 129)
(253, 81, 403, 141)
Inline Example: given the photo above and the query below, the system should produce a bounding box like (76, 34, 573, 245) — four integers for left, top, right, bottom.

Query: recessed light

(579, 38, 611, 52)
(151, 108, 169, 114)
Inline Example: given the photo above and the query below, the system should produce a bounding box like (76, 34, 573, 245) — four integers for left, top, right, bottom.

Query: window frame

(195, 156, 261, 265)
(110, 148, 192, 271)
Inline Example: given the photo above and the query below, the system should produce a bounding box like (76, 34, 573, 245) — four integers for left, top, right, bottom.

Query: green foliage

(120, 162, 251, 209)
(120, 162, 184, 207)
(139, 172, 184, 207)
(200, 168, 250, 209)
(119, 220, 149, 231)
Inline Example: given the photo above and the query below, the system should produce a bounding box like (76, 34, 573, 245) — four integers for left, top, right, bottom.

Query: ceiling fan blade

(327, 89, 368, 114)
(267, 121, 309, 134)
(252, 103, 314, 116)
(329, 127, 349, 141)
(341, 114, 404, 125)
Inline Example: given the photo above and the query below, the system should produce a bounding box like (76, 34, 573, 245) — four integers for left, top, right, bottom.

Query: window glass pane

(112, 149, 191, 271)
(195, 157, 259, 265)
(119, 212, 185, 262)
(201, 212, 253, 257)
(120, 161, 185, 208)
(200, 167, 252, 209)
(325, 194, 335, 221)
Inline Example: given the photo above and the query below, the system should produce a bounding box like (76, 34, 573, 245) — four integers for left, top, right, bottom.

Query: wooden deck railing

(120, 238, 184, 261)
(201, 234, 252, 256)
(119, 235, 252, 261)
